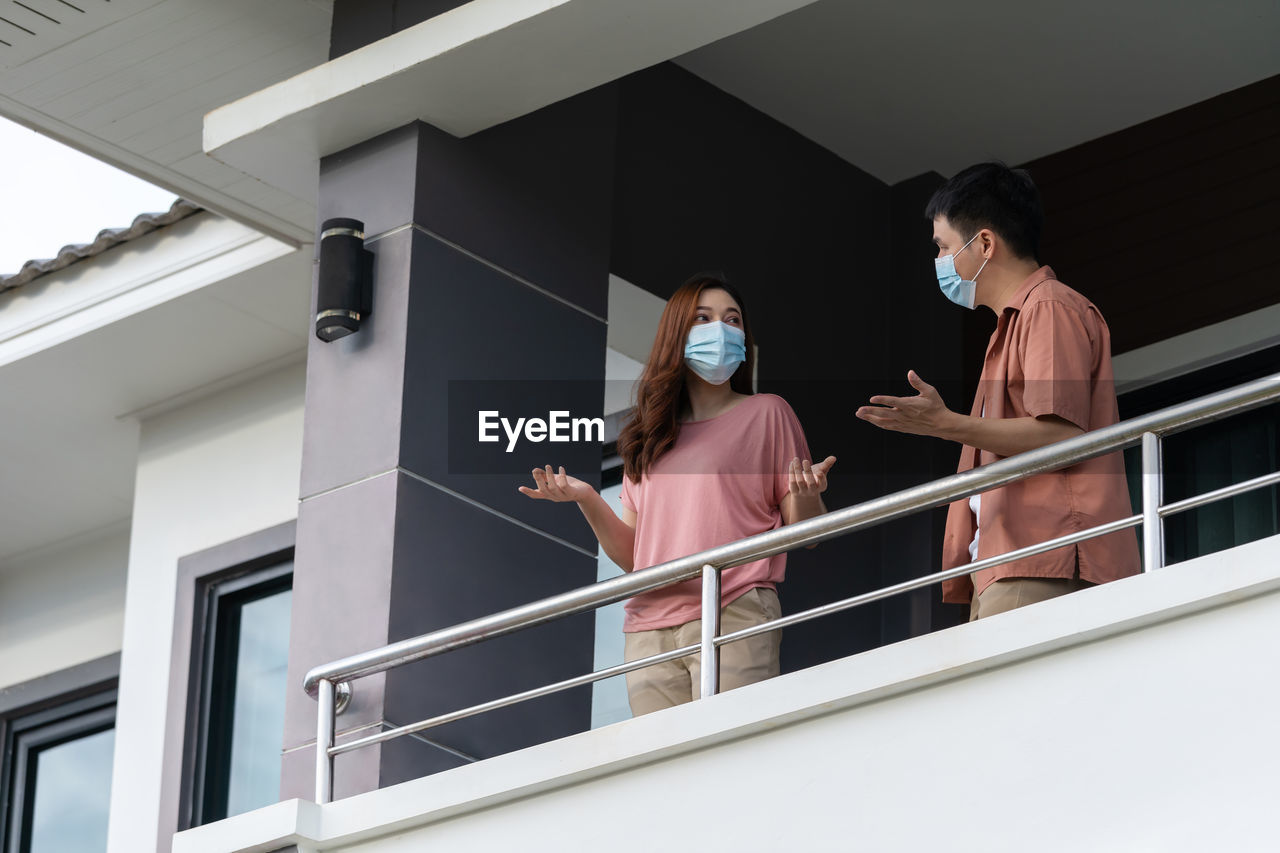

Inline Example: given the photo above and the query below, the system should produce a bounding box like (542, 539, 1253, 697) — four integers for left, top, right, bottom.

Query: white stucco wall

(0, 525, 129, 688)
(176, 533, 1280, 853)
(106, 362, 305, 853)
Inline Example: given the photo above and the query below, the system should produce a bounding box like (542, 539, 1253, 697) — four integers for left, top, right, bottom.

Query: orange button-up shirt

(941, 266, 1140, 603)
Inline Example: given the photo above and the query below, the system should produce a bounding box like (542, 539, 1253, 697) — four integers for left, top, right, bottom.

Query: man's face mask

(685, 321, 746, 385)
(934, 231, 988, 310)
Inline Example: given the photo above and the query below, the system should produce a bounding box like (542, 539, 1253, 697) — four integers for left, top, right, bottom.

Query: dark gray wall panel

(299, 229, 412, 500)
(317, 124, 421, 242)
(399, 228, 605, 553)
(329, 1, 471, 60)
(380, 471, 595, 784)
(279, 739, 386, 806)
(376, 729, 469, 788)
(283, 472, 399, 757)
(329, 0, 394, 60)
(411, 88, 617, 320)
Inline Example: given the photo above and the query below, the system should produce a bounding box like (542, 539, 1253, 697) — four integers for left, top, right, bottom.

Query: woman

(519, 273, 835, 715)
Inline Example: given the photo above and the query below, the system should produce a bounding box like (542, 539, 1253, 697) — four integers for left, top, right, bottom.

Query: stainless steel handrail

(326, 514, 1147, 759)
(306, 371, 1280, 803)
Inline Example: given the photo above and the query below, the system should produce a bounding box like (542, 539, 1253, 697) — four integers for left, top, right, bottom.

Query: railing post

(315, 678, 335, 804)
(699, 564, 720, 699)
(1141, 431, 1164, 572)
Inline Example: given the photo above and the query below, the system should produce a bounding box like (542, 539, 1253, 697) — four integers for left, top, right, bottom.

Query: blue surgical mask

(685, 321, 747, 385)
(934, 232, 988, 310)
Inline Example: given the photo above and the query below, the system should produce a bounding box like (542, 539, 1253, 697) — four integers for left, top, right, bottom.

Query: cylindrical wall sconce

(316, 217, 373, 342)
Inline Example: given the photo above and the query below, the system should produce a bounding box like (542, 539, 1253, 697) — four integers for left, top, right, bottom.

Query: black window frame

(0, 656, 119, 853)
(188, 561, 294, 826)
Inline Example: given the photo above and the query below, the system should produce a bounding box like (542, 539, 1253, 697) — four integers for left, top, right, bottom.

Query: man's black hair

(925, 162, 1043, 262)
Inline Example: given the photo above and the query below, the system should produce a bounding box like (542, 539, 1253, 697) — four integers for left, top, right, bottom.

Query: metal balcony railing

(304, 372, 1280, 804)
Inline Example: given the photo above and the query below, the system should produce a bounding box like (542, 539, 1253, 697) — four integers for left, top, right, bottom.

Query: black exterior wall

(957, 74, 1280, 398)
(329, 1, 471, 59)
(884, 171, 973, 638)
(610, 64, 967, 670)
(1025, 74, 1280, 356)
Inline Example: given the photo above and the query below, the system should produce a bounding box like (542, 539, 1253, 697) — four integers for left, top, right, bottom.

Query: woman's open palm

(518, 465, 594, 504)
(788, 456, 837, 497)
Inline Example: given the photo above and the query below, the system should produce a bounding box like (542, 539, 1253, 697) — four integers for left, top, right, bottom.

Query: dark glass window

(191, 562, 292, 825)
(1121, 344, 1280, 565)
(2, 688, 115, 853)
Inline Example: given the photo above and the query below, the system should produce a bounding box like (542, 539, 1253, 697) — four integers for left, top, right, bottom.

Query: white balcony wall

(176, 533, 1280, 853)
(0, 525, 129, 688)
(108, 363, 305, 853)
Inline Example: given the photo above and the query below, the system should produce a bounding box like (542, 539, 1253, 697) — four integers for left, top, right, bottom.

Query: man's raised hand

(855, 370, 954, 438)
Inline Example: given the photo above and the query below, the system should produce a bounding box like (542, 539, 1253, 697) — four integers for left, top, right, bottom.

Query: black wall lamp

(315, 217, 374, 342)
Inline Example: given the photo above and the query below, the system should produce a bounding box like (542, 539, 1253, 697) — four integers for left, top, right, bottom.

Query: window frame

(1118, 342, 1280, 564)
(0, 655, 119, 853)
(156, 520, 295, 853)
(188, 561, 293, 826)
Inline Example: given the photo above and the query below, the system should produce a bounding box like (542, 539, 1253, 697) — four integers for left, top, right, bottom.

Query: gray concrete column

(281, 89, 617, 799)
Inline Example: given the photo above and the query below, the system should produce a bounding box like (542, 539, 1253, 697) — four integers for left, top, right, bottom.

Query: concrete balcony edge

(173, 532, 1280, 852)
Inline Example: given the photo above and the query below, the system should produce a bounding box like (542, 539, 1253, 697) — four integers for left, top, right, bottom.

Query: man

(856, 162, 1139, 620)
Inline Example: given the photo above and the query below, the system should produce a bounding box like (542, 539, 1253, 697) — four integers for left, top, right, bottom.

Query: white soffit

(203, 0, 824, 202)
(0, 0, 163, 69)
(0, 0, 333, 245)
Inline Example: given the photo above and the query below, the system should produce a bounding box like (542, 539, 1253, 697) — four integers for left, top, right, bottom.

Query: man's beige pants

(623, 587, 782, 716)
(969, 573, 1091, 621)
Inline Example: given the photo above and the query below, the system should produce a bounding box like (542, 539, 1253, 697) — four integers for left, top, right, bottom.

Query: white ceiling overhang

(202, 0, 824, 203)
(0, 0, 334, 245)
(0, 213, 309, 565)
(0, 0, 164, 69)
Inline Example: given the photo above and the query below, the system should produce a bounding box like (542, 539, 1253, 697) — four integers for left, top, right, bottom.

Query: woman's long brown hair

(618, 273, 756, 483)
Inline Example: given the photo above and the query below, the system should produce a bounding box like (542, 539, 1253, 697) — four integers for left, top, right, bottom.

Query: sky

(0, 116, 179, 277)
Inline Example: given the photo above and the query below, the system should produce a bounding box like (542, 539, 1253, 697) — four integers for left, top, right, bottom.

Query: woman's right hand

(518, 465, 595, 504)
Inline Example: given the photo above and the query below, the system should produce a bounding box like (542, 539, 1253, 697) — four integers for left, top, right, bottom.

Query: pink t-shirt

(619, 393, 812, 632)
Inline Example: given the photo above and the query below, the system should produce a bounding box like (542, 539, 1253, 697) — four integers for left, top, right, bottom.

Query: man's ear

(978, 228, 998, 259)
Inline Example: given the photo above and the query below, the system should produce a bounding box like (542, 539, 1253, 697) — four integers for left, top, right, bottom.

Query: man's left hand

(856, 370, 954, 437)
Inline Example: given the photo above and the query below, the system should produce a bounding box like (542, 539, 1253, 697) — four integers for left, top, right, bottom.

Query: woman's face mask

(934, 231, 988, 310)
(685, 320, 746, 385)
